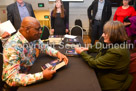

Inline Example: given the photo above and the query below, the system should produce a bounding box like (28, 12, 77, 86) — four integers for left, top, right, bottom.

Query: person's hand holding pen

(56, 52, 68, 65)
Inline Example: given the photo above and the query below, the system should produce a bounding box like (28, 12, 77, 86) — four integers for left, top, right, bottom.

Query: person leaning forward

(2, 17, 68, 87)
(75, 21, 132, 91)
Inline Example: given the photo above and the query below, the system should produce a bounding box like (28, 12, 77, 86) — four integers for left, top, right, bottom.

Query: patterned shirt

(2, 31, 58, 86)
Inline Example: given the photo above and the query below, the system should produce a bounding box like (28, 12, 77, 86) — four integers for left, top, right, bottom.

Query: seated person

(2, 17, 68, 87)
(75, 21, 132, 91)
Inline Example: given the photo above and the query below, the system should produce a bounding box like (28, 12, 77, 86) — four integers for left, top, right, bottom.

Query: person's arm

(39, 40, 68, 64)
(3, 47, 43, 86)
(0, 29, 5, 37)
(1, 32, 11, 38)
(87, 1, 94, 21)
(107, 1, 112, 21)
(131, 7, 136, 16)
(51, 11, 55, 34)
(65, 11, 69, 29)
(39, 41, 58, 57)
(29, 4, 35, 18)
(87, 42, 102, 53)
(64, 11, 69, 33)
(51, 11, 55, 29)
(80, 49, 121, 69)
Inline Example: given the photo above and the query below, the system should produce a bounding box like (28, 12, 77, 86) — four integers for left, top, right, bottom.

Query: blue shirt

(95, 0, 105, 20)
(17, 2, 30, 21)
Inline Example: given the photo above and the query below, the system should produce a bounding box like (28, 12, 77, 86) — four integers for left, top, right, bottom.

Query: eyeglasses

(21, 26, 42, 32)
(34, 27, 42, 32)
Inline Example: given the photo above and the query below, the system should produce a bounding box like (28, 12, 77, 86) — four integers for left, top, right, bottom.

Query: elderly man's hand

(75, 47, 88, 54)
(56, 52, 68, 65)
(43, 66, 56, 80)
(1, 32, 10, 38)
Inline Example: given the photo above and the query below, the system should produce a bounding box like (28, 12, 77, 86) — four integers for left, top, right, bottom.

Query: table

(18, 37, 101, 91)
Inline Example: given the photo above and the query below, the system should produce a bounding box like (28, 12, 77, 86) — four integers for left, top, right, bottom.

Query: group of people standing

(88, 0, 136, 45)
(7, 0, 68, 35)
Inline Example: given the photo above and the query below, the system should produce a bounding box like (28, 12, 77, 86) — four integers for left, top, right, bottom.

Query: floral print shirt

(2, 31, 58, 86)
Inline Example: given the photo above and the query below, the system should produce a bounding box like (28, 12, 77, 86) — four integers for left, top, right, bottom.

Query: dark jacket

(80, 43, 133, 91)
(87, 0, 112, 25)
(7, 2, 35, 31)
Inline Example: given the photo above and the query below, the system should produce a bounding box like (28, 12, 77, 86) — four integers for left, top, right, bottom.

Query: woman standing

(113, 0, 135, 23)
(75, 21, 132, 91)
(51, 0, 69, 35)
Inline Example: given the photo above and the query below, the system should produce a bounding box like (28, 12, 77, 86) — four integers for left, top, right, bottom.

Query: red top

(113, 6, 135, 23)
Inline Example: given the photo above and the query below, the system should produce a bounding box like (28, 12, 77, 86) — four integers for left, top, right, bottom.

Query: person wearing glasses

(2, 17, 68, 89)
(51, 0, 69, 35)
(113, 0, 135, 23)
(75, 21, 132, 91)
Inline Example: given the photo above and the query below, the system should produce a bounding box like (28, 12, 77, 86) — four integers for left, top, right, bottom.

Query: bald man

(2, 17, 68, 87)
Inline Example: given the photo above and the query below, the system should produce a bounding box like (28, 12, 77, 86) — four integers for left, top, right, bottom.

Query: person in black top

(51, 0, 69, 35)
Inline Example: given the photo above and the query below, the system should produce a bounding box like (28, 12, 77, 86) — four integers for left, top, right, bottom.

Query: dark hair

(75, 19, 82, 27)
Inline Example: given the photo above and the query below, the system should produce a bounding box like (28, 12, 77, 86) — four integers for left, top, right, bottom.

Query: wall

(23, 0, 55, 11)
(0, 0, 15, 22)
(0, 0, 15, 6)
(69, 0, 92, 34)
(0, 7, 7, 22)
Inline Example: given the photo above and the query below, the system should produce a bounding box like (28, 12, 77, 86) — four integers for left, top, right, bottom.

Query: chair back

(70, 25, 83, 39)
(40, 26, 50, 40)
(75, 19, 86, 33)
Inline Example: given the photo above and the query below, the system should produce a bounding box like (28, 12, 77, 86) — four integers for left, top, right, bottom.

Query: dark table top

(18, 36, 101, 91)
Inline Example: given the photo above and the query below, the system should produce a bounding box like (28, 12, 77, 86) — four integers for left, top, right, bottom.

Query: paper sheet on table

(64, 34, 77, 39)
(0, 20, 16, 36)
